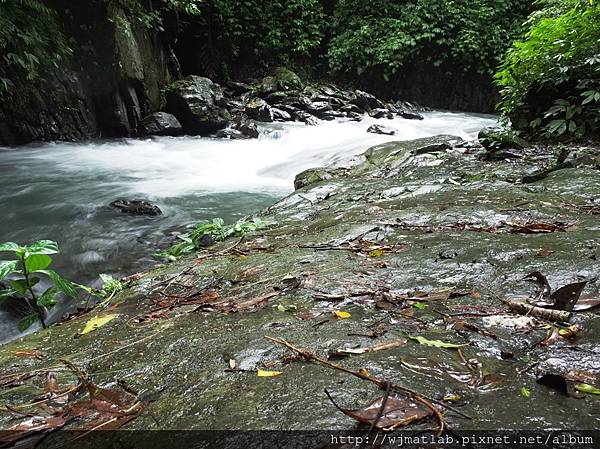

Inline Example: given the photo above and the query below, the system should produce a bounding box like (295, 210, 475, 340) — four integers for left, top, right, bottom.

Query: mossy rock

(272, 67, 303, 90)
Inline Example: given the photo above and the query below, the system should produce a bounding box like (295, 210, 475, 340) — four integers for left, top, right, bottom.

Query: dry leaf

(573, 294, 600, 312)
(12, 349, 44, 359)
(326, 391, 432, 429)
(369, 339, 408, 352)
(550, 281, 587, 312)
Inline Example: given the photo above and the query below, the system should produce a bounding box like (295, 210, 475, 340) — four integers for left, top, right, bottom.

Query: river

(0, 111, 496, 343)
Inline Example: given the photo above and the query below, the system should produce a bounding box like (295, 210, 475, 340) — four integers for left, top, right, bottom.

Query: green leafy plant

(495, 0, 600, 138)
(157, 217, 270, 261)
(96, 274, 124, 306)
(0, 0, 72, 97)
(0, 240, 80, 330)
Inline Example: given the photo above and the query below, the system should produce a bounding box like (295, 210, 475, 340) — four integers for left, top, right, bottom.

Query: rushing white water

(0, 111, 496, 342)
(21, 111, 495, 197)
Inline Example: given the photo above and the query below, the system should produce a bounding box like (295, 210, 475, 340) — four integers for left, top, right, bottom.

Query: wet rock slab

(1, 136, 599, 433)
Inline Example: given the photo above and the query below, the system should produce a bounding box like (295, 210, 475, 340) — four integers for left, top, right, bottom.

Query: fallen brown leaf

(325, 390, 432, 430)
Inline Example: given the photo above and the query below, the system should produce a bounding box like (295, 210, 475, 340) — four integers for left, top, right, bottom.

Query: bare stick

(500, 298, 571, 322)
(265, 336, 471, 421)
(196, 237, 243, 260)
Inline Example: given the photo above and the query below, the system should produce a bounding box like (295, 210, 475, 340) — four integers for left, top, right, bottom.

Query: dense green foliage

(1, 0, 530, 97)
(108, 0, 202, 29)
(327, 0, 531, 79)
(181, 0, 326, 75)
(496, 0, 600, 137)
(0, 0, 71, 95)
(0, 240, 80, 330)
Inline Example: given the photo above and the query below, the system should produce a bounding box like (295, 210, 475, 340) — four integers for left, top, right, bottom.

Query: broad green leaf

(11, 277, 39, 294)
(0, 260, 18, 280)
(257, 369, 283, 377)
(0, 242, 22, 253)
(575, 383, 600, 395)
(38, 270, 78, 298)
(18, 314, 37, 332)
(25, 240, 59, 256)
(25, 254, 52, 272)
(80, 314, 119, 335)
(37, 287, 58, 307)
(409, 335, 467, 349)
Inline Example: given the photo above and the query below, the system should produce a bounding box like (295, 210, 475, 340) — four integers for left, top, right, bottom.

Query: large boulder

(245, 98, 274, 122)
(351, 90, 384, 111)
(272, 67, 302, 91)
(398, 110, 424, 120)
(369, 108, 394, 119)
(139, 112, 182, 136)
(256, 68, 303, 98)
(231, 116, 259, 138)
(305, 101, 333, 118)
(165, 76, 231, 134)
(272, 108, 292, 122)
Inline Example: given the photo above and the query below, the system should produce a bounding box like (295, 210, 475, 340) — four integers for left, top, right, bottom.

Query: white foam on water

(21, 111, 497, 198)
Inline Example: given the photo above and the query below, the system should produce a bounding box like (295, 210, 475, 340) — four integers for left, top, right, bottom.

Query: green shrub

(495, 0, 600, 137)
(0, 240, 82, 330)
(0, 0, 72, 96)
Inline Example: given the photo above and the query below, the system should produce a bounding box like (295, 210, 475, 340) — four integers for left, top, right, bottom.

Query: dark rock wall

(0, 0, 177, 147)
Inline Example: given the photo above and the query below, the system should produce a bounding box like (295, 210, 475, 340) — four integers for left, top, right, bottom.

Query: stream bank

(0, 135, 599, 443)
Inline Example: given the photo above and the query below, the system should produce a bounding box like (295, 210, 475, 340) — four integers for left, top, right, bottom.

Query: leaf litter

(0, 360, 150, 447)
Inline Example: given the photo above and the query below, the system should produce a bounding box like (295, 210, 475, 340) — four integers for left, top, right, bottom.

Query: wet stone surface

(0, 136, 599, 433)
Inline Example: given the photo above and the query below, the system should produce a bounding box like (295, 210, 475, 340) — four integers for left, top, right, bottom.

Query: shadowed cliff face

(0, 1, 177, 146)
(0, 136, 598, 434)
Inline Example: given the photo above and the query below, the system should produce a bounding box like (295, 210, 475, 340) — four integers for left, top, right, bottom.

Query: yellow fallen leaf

(368, 249, 384, 257)
(334, 310, 351, 319)
(257, 369, 283, 377)
(80, 314, 119, 335)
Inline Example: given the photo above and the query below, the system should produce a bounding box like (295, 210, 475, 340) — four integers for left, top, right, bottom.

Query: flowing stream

(0, 111, 496, 342)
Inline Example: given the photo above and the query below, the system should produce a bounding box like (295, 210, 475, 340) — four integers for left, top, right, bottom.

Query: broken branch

(265, 335, 472, 425)
(500, 298, 571, 322)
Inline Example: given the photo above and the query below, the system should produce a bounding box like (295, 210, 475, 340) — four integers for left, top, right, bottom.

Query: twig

(196, 237, 243, 260)
(517, 362, 540, 375)
(0, 385, 81, 411)
(148, 266, 194, 295)
(265, 336, 471, 423)
(361, 381, 391, 448)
